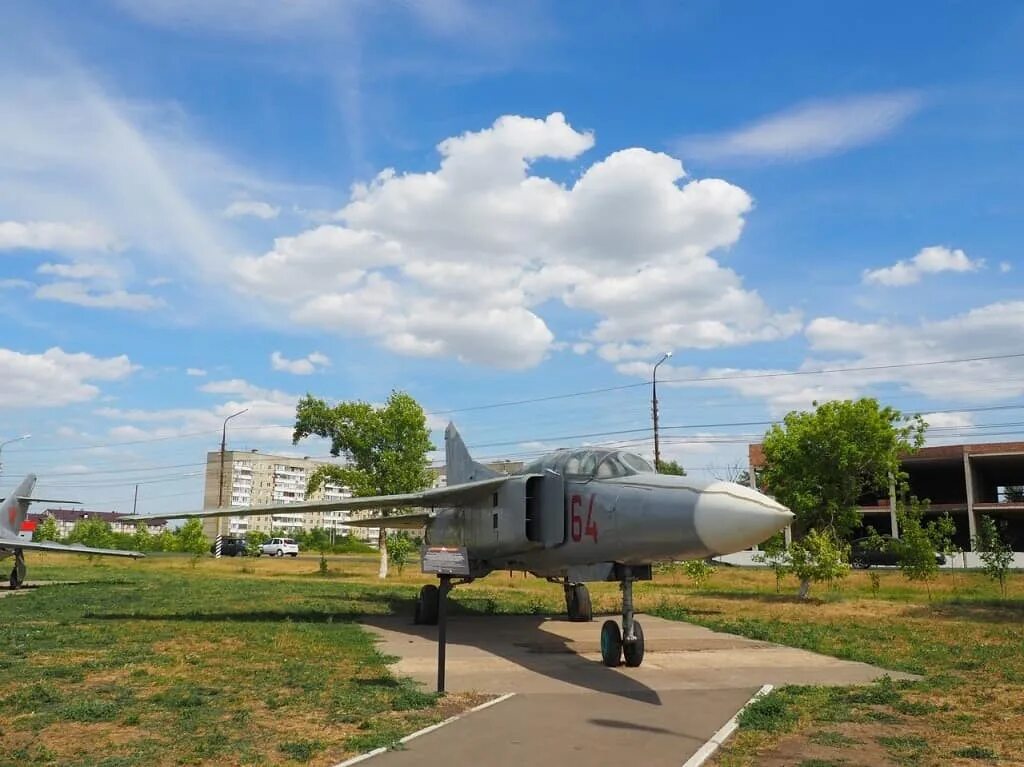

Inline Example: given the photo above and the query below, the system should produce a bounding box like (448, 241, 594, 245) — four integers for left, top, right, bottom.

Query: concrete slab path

(356, 614, 913, 766)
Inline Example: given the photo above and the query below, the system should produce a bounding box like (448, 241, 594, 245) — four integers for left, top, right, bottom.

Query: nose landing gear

(599, 566, 645, 667)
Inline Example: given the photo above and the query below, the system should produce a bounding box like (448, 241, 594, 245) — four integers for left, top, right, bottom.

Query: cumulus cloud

(223, 200, 280, 219)
(101, 378, 301, 445)
(38, 261, 120, 281)
(0, 347, 137, 408)
(233, 113, 796, 369)
(35, 282, 164, 311)
(1000, 262, 1012, 273)
(0, 220, 115, 251)
(185, 367, 207, 377)
(679, 91, 922, 162)
(863, 246, 983, 286)
(270, 351, 330, 375)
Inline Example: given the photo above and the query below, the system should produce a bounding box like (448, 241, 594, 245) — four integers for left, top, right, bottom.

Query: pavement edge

(680, 684, 774, 767)
(331, 692, 517, 767)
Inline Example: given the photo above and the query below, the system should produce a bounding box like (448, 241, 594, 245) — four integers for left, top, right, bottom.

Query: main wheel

(600, 619, 622, 667)
(623, 619, 645, 667)
(9, 566, 20, 590)
(415, 584, 440, 625)
(567, 584, 593, 622)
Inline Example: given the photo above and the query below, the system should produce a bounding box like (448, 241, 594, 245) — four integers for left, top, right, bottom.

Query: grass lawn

(3, 552, 1022, 766)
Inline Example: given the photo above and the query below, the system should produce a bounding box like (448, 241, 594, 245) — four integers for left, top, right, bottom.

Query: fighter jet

(133, 424, 791, 668)
(1, 475, 144, 589)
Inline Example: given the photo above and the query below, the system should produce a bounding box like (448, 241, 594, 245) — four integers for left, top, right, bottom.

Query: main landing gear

(564, 582, 592, 622)
(9, 550, 26, 590)
(600, 566, 645, 667)
(414, 578, 474, 625)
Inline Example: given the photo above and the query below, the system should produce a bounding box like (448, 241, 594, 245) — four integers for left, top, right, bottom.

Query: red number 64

(570, 495, 598, 543)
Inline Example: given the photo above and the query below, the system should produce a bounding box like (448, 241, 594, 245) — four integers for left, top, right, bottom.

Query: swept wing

(0, 538, 144, 558)
(128, 476, 510, 521)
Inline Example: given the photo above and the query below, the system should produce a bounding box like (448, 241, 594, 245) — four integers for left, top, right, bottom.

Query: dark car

(209, 537, 248, 557)
(850, 534, 945, 568)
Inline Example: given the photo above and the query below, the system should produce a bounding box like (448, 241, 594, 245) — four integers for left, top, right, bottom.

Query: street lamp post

(651, 352, 672, 472)
(0, 434, 31, 475)
(216, 410, 248, 558)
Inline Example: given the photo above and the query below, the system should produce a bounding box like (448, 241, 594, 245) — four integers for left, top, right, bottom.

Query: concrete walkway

(357, 614, 913, 766)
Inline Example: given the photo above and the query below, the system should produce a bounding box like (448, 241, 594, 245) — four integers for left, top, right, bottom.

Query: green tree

(154, 529, 177, 552)
(753, 531, 789, 593)
(787, 528, 850, 599)
(132, 522, 154, 552)
(683, 558, 716, 588)
(759, 398, 924, 597)
(246, 530, 269, 556)
(926, 512, 961, 587)
(67, 517, 114, 553)
(761, 399, 925, 538)
(894, 497, 939, 599)
(385, 534, 416, 576)
(176, 518, 209, 567)
(293, 390, 433, 579)
(33, 514, 60, 543)
(1004, 486, 1024, 503)
(974, 516, 1014, 597)
(657, 459, 686, 476)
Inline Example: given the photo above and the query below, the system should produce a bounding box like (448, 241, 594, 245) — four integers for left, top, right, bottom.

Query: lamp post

(0, 434, 31, 475)
(651, 352, 672, 472)
(216, 410, 247, 558)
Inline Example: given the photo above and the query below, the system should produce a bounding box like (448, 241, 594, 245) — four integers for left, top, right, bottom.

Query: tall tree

(759, 398, 926, 597)
(294, 390, 433, 578)
(176, 518, 209, 567)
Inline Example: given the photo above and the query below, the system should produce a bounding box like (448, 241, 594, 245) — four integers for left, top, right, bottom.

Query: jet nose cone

(694, 481, 793, 555)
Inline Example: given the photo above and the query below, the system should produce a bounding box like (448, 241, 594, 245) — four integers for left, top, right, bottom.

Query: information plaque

(421, 546, 470, 576)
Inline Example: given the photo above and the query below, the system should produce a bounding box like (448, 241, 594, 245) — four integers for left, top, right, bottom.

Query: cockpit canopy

(523, 448, 655, 480)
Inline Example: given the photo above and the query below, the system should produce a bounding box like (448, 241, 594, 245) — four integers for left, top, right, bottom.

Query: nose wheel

(599, 566, 645, 667)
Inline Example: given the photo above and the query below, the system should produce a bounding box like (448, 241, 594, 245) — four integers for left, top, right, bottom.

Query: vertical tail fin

(1, 475, 37, 537)
(445, 423, 499, 485)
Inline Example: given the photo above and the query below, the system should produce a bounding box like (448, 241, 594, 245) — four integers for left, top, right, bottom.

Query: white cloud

(922, 411, 974, 430)
(1000, 262, 1012, 273)
(234, 113, 795, 369)
(186, 367, 207, 377)
(0, 221, 115, 251)
(223, 200, 280, 219)
(0, 347, 137, 408)
(270, 351, 330, 375)
(101, 378, 300, 445)
(38, 261, 120, 281)
(35, 282, 164, 311)
(680, 91, 922, 162)
(863, 246, 983, 286)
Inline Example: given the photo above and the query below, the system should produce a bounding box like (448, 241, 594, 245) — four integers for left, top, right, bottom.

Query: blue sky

(2, 1, 1023, 514)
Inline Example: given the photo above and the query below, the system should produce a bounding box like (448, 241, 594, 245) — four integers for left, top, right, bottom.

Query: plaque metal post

(436, 574, 452, 693)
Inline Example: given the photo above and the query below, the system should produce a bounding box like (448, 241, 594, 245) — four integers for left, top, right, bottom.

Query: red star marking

(7, 507, 15, 526)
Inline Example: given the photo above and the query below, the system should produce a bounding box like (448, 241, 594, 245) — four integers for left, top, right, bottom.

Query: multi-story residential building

(202, 450, 359, 541)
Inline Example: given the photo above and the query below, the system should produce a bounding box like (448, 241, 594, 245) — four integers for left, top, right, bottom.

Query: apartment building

(201, 450, 362, 541)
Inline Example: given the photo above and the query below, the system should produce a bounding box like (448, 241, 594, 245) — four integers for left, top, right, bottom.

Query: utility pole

(652, 352, 672, 472)
(0, 434, 31, 476)
(216, 409, 248, 558)
(133, 484, 139, 515)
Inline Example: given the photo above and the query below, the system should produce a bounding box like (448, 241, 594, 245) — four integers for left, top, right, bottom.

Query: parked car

(258, 537, 299, 557)
(850, 534, 945, 568)
(208, 537, 248, 557)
